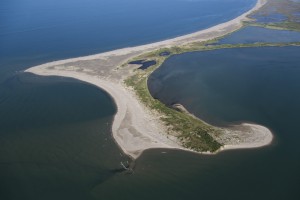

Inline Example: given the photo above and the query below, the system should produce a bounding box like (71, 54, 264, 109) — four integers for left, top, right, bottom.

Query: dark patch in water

(110, 161, 135, 175)
(129, 60, 156, 70)
(109, 168, 127, 174)
(128, 60, 145, 65)
(159, 51, 171, 56)
(205, 43, 218, 46)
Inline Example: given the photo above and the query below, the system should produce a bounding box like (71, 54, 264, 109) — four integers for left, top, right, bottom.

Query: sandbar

(26, 0, 273, 159)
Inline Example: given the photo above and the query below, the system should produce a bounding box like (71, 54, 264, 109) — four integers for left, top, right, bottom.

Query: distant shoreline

(26, 0, 273, 159)
(25, 0, 267, 70)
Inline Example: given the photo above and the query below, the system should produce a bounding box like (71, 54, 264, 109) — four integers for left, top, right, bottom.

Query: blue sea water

(5, 0, 297, 199)
(0, 0, 256, 77)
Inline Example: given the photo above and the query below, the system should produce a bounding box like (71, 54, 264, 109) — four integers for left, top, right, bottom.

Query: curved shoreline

(25, 0, 267, 71)
(25, 0, 273, 159)
(25, 69, 183, 159)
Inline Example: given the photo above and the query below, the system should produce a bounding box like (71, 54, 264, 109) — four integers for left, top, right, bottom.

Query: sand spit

(25, 69, 182, 159)
(218, 123, 273, 151)
(26, 0, 272, 159)
(25, 0, 267, 73)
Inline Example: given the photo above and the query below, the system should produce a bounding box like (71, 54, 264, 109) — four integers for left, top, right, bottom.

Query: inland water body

(219, 26, 300, 44)
(3, 0, 298, 199)
(148, 46, 300, 200)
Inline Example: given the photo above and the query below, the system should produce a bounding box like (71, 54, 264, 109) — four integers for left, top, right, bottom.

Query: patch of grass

(245, 0, 300, 33)
(244, 21, 300, 32)
(123, 0, 300, 152)
(124, 63, 222, 152)
(124, 39, 300, 153)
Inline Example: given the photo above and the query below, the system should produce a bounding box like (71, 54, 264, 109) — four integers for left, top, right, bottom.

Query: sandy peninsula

(26, 0, 272, 159)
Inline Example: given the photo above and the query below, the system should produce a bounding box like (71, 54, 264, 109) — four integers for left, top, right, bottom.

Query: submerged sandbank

(26, 0, 273, 159)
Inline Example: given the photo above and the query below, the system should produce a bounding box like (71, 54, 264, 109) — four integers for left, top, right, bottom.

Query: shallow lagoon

(219, 26, 300, 44)
(147, 47, 300, 199)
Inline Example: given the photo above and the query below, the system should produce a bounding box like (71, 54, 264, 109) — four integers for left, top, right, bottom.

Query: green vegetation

(244, 21, 300, 32)
(122, 0, 300, 153)
(246, 0, 300, 32)
(124, 55, 222, 152)
(124, 40, 300, 153)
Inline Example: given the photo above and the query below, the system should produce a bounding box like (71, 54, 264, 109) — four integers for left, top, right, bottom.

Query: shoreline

(24, 0, 267, 72)
(25, 0, 273, 159)
(25, 69, 183, 159)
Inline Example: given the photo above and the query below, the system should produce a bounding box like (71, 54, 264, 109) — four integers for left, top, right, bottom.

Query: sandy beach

(26, 0, 273, 159)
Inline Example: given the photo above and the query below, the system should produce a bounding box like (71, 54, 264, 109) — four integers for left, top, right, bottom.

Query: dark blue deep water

(148, 47, 300, 199)
(4, 0, 299, 199)
(0, 73, 125, 199)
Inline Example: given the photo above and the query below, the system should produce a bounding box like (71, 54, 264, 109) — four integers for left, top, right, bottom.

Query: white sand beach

(26, 0, 273, 159)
